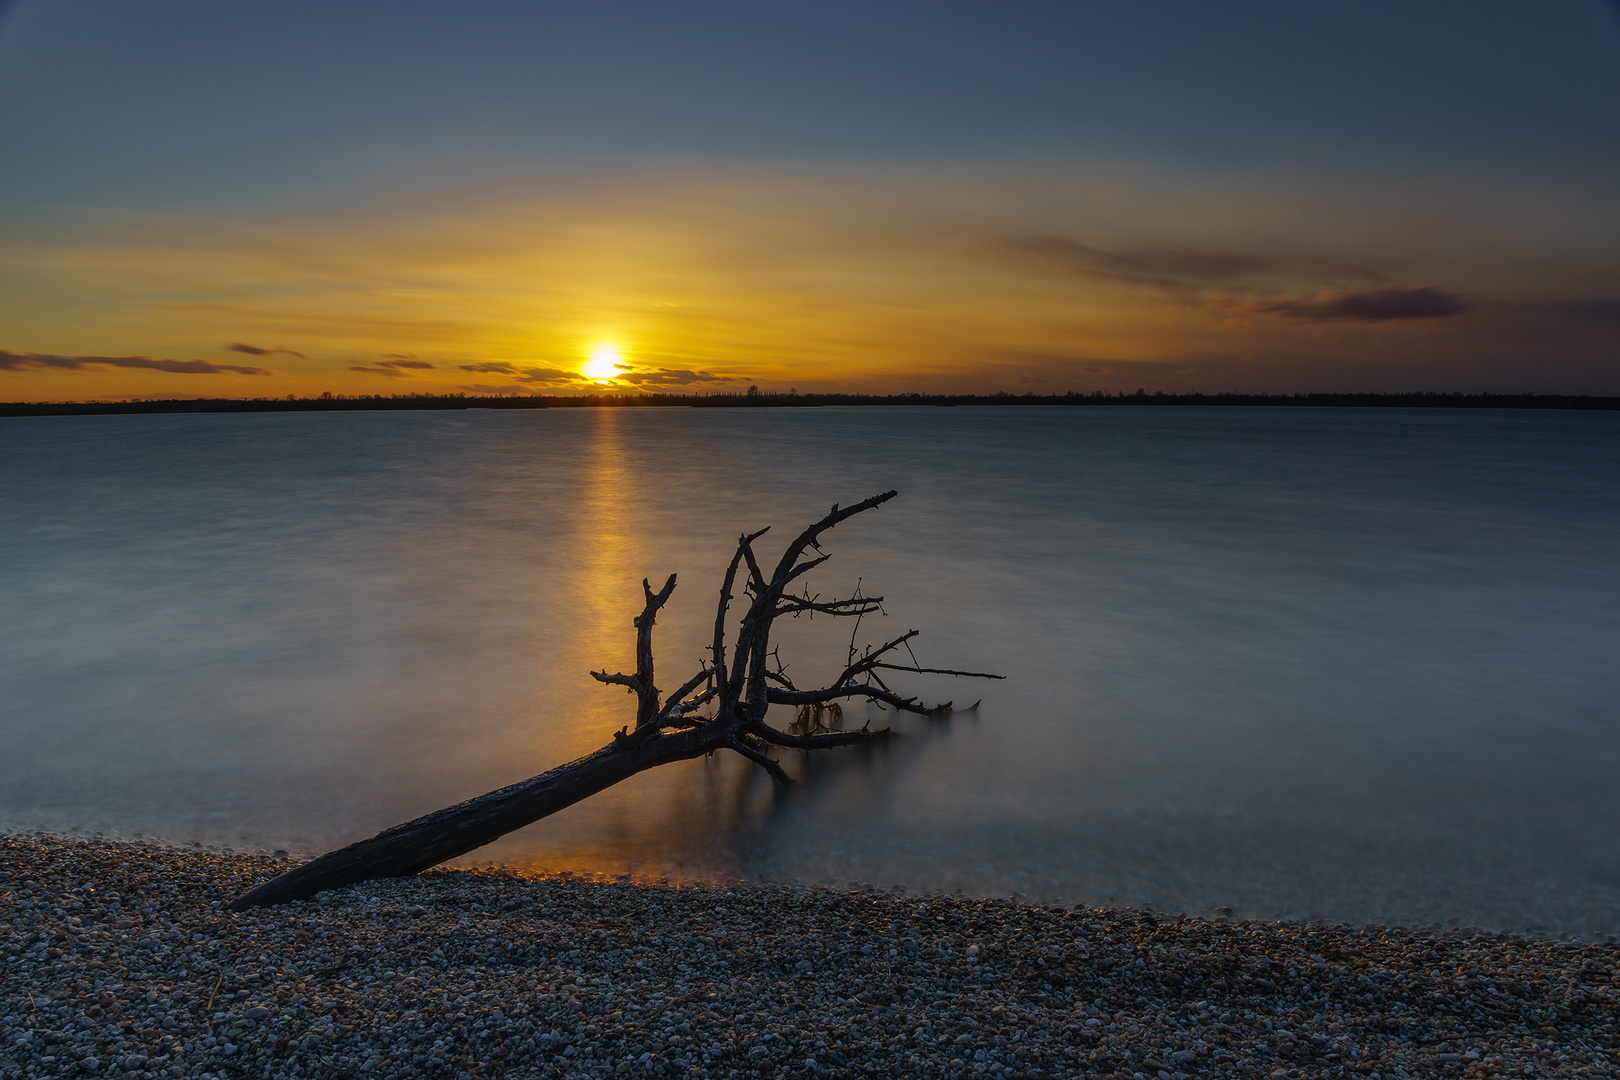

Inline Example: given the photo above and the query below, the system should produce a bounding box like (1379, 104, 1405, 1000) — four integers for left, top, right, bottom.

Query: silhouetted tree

(230, 491, 1000, 909)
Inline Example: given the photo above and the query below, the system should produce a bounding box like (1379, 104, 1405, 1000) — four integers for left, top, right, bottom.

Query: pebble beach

(2, 834, 1615, 1079)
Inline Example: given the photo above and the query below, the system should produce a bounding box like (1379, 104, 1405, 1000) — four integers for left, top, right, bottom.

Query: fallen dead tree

(228, 490, 1000, 909)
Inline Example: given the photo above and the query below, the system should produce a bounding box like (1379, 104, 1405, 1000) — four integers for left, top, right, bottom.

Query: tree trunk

(227, 728, 710, 909)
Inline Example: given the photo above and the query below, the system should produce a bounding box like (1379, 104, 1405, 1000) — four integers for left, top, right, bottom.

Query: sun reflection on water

(445, 410, 781, 881)
(438, 411, 936, 883)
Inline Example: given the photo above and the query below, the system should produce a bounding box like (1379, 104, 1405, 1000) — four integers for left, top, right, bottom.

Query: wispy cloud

(0, 349, 271, 375)
(456, 361, 583, 386)
(1233, 287, 1471, 322)
(453, 360, 734, 388)
(227, 342, 305, 358)
(999, 234, 1383, 291)
(616, 368, 737, 386)
(348, 355, 439, 377)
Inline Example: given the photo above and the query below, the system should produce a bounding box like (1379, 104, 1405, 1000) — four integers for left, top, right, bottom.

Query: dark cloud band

(615, 368, 736, 386)
(456, 361, 579, 383)
(0, 349, 271, 375)
(1001, 234, 1383, 291)
(453, 360, 737, 389)
(1239, 287, 1471, 322)
(349, 356, 439, 377)
(227, 343, 305, 358)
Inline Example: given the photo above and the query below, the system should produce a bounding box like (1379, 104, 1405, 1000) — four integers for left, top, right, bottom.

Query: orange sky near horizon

(2, 168, 1617, 402)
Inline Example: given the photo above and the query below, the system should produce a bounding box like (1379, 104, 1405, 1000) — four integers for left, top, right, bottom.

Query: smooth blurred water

(2, 406, 1617, 936)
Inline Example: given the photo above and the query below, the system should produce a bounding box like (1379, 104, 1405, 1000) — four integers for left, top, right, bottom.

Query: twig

(205, 970, 224, 1012)
(872, 662, 1005, 680)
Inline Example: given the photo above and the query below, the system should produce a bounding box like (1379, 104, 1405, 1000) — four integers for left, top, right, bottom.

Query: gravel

(3, 834, 1616, 1079)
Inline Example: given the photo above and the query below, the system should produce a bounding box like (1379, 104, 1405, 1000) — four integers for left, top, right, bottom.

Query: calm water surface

(2, 407, 1616, 936)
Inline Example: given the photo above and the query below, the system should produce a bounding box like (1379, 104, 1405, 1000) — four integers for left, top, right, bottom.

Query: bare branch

(676, 686, 718, 713)
(762, 644, 797, 688)
(740, 538, 768, 595)
(846, 589, 865, 668)
(733, 494, 900, 714)
(623, 572, 679, 726)
(655, 666, 719, 723)
(591, 670, 641, 691)
(727, 609, 758, 706)
(767, 490, 899, 585)
(664, 714, 709, 730)
(766, 683, 936, 716)
(871, 663, 1006, 680)
(776, 594, 885, 618)
(711, 528, 767, 702)
(783, 551, 834, 585)
(642, 575, 674, 609)
(752, 722, 896, 749)
(727, 736, 793, 786)
(829, 630, 921, 687)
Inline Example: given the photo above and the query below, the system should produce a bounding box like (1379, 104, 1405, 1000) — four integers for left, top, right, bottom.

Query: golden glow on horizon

(0, 171, 1601, 402)
(583, 345, 624, 382)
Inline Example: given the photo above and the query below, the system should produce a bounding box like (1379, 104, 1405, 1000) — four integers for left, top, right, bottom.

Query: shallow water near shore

(1, 406, 1617, 936)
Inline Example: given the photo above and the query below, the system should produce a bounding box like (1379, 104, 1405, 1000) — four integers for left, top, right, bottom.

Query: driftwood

(228, 491, 1000, 909)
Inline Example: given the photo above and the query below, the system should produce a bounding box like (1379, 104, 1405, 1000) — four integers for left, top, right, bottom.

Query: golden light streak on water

(446, 410, 769, 883)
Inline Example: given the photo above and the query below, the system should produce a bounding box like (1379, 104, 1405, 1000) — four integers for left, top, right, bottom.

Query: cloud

(455, 361, 734, 388)
(0, 349, 271, 375)
(348, 356, 439, 377)
(1236, 287, 1472, 322)
(615, 368, 738, 386)
(227, 342, 305, 357)
(1000, 235, 1382, 291)
(456, 361, 584, 385)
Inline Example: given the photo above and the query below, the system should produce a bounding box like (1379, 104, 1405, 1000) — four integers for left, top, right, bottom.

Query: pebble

(2, 834, 1617, 1078)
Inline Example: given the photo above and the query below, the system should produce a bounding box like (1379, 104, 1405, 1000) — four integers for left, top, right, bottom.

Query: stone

(2, 833, 1615, 1080)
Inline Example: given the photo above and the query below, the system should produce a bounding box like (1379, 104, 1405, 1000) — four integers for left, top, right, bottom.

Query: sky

(1, 1, 1618, 400)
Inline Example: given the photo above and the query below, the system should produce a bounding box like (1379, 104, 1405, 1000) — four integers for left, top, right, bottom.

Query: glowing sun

(583, 345, 623, 381)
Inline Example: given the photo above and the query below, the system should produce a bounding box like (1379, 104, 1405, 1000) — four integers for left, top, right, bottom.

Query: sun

(583, 345, 623, 382)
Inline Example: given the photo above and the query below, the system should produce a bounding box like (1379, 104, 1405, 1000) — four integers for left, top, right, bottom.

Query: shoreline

(3, 835, 1615, 1079)
(6, 391, 1620, 417)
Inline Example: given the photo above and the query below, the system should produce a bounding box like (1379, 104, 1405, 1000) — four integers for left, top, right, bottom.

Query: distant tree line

(3, 388, 1619, 417)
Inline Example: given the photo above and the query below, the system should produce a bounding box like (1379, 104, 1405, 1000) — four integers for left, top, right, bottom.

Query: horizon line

(6, 388, 1620, 418)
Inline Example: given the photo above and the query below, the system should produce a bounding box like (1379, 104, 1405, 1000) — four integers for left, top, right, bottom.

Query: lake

(2, 406, 1616, 938)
